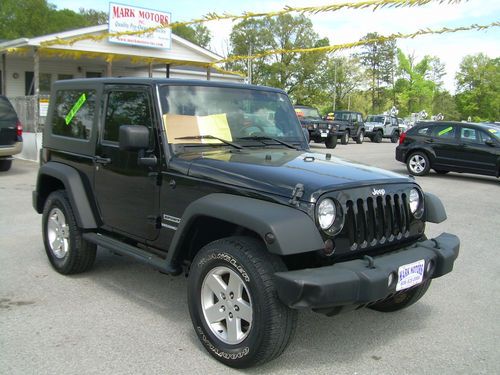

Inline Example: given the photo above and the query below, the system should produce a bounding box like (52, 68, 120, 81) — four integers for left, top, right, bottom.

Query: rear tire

(391, 131, 399, 143)
(355, 130, 364, 144)
(325, 135, 338, 149)
(42, 190, 96, 274)
(406, 151, 431, 176)
(0, 159, 12, 171)
(341, 131, 349, 145)
(369, 279, 432, 312)
(188, 236, 297, 368)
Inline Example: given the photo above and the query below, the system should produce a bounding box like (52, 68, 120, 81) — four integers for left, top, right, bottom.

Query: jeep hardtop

(33, 78, 459, 368)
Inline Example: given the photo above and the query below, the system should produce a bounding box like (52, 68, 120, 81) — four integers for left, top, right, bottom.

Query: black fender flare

(166, 193, 325, 264)
(424, 192, 447, 224)
(35, 162, 97, 228)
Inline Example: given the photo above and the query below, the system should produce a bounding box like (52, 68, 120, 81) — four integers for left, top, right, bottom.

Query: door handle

(424, 139, 434, 144)
(95, 156, 111, 165)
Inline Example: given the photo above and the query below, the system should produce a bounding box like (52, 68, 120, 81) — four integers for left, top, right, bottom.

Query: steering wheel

(241, 124, 266, 136)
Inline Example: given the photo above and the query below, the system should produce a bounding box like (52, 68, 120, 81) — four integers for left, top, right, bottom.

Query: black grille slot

(345, 193, 411, 250)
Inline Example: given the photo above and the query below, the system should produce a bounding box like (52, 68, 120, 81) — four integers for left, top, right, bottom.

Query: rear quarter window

(51, 90, 96, 140)
(0, 97, 18, 123)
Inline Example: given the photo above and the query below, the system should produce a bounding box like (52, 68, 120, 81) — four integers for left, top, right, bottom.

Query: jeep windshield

(160, 85, 304, 153)
(333, 112, 351, 121)
(366, 115, 385, 123)
(295, 107, 321, 119)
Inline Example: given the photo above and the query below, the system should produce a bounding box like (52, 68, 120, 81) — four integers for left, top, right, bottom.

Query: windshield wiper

(175, 135, 244, 150)
(238, 136, 300, 150)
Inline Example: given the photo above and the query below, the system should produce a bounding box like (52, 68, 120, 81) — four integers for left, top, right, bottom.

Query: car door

(94, 85, 160, 241)
(453, 126, 498, 175)
(428, 123, 460, 168)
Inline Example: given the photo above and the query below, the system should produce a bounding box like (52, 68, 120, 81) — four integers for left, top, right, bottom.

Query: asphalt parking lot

(1, 140, 499, 375)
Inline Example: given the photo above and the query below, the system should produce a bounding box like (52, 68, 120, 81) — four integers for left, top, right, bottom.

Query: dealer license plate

(321, 131, 328, 138)
(396, 259, 425, 291)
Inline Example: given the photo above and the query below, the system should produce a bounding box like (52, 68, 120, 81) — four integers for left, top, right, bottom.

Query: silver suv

(365, 114, 400, 143)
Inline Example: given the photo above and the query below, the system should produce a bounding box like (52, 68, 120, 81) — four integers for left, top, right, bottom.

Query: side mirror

(119, 125, 150, 151)
(485, 139, 496, 147)
(119, 125, 157, 167)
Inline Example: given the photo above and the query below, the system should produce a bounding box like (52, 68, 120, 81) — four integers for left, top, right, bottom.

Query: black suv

(0, 95, 23, 171)
(33, 79, 459, 368)
(396, 121, 499, 177)
(331, 110, 366, 144)
(294, 105, 345, 148)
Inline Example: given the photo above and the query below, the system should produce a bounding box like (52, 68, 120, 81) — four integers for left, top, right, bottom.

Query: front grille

(345, 194, 411, 251)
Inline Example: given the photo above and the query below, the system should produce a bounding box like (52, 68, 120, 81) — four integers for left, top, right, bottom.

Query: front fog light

(409, 188, 423, 218)
(318, 199, 336, 230)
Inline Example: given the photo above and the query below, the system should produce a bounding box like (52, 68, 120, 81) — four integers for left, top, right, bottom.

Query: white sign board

(108, 3, 172, 49)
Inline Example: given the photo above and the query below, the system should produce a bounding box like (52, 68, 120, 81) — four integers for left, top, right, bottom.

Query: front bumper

(274, 233, 459, 309)
(309, 129, 346, 139)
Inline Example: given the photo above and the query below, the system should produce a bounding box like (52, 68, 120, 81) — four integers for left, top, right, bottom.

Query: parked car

(331, 110, 365, 144)
(396, 121, 499, 177)
(294, 105, 345, 148)
(0, 95, 23, 171)
(365, 114, 400, 143)
(33, 79, 459, 368)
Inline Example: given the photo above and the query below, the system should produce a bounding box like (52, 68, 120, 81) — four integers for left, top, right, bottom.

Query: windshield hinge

(289, 183, 304, 206)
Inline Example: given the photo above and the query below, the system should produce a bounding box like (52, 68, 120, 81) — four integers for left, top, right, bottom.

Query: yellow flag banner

(216, 22, 500, 65)
(39, 0, 464, 47)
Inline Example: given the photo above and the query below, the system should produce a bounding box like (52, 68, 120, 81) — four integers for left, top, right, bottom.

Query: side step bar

(83, 233, 181, 275)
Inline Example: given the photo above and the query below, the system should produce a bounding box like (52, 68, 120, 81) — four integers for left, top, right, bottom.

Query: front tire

(406, 151, 431, 176)
(42, 190, 96, 274)
(374, 131, 383, 143)
(325, 135, 338, 149)
(369, 279, 432, 312)
(188, 236, 297, 368)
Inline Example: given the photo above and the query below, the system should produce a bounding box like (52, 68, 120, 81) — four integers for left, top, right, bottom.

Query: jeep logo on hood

(372, 188, 386, 196)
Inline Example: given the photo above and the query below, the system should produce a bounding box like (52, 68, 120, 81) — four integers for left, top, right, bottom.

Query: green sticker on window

(65, 93, 87, 125)
(489, 128, 497, 134)
(438, 126, 453, 136)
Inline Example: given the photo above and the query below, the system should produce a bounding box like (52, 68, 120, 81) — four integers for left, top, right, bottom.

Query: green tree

(0, 0, 107, 39)
(322, 56, 363, 112)
(229, 15, 329, 99)
(357, 33, 397, 113)
(455, 53, 500, 121)
(173, 24, 211, 48)
(394, 49, 436, 117)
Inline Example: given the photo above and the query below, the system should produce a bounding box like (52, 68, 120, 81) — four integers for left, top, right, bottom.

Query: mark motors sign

(108, 3, 172, 49)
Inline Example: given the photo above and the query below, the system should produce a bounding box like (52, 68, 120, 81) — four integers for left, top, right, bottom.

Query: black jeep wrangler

(294, 105, 346, 149)
(33, 79, 459, 369)
(332, 110, 366, 145)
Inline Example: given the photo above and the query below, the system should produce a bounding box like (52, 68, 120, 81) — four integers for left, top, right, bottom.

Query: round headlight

(409, 188, 423, 217)
(318, 199, 336, 230)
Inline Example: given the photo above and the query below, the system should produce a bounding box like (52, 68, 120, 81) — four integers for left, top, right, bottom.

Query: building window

(25, 72, 52, 95)
(86, 72, 102, 78)
(39, 73, 51, 94)
(51, 89, 96, 140)
(57, 74, 74, 81)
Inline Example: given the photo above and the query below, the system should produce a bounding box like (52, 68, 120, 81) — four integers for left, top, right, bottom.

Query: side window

(432, 124, 456, 139)
(104, 91, 153, 143)
(392, 117, 398, 126)
(357, 114, 362, 122)
(479, 130, 494, 143)
(416, 127, 430, 136)
(460, 127, 479, 143)
(51, 89, 96, 140)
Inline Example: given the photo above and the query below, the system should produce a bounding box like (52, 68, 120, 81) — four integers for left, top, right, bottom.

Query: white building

(0, 24, 243, 160)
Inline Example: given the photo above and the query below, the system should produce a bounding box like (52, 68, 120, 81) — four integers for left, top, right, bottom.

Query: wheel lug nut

(229, 312, 233, 319)
(229, 292, 234, 299)
(221, 293, 226, 300)
(234, 305, 239, 311)
(220, 305, 225, 312)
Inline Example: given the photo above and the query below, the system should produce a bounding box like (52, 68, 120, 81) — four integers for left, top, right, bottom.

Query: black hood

(181, 149, 413, 202)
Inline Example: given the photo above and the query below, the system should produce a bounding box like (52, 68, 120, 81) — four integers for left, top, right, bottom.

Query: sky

(49, 0, 500, 93)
